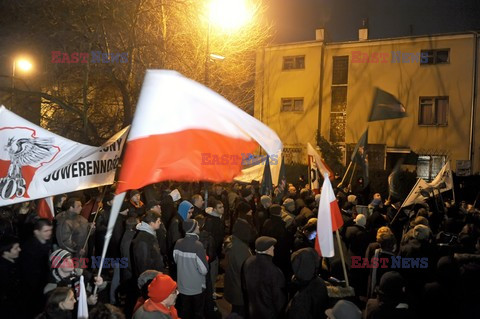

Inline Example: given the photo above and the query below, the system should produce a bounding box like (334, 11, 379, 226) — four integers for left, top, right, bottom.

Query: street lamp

(204, 0, 253, 86)
(11, 57, 34, 110)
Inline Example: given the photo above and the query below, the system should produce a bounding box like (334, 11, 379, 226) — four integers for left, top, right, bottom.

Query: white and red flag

(37, 196, 54, 220)
(315, 173, 344, 257)
(116, 70, 282, 193)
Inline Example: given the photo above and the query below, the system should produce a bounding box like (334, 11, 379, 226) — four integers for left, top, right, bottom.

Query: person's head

(214, 184, 223, 195)
(377, 271, 406, 303)
(377, 231, 397, 252)
(138, 270, 160, 300)
(148, 274, 178, 308)
(291, 248, 319, 281)
(0, 236, 21, 261)
(325, 300, 362, 319)
(146, 200, 162, 214)
(130, 190, 141, 204)
(183, 219, 200, 235)
(50, 249, 75, 274)
(66, 197, 82, 214)
(213, 200, 224, 216)
(103, 192, 115, 207)
(260, 195, 272, 209)
(413, 224, 431, 242)
(283, 198, 295, 213)
(376, 226, 393, 242)
(240, 187, 253, 201)
(46, 287, 76, 312)
(288, 185, 297, 196)
(191, 194, 204, 209)
(54, 194, 67, 208)
(194, 214, 206, 230)
(89, 303, 125, 319)
(354, 214, 366, 227)
(33, 218, 53, 242)
(255, 236, 276, 256)
(236, 201, 252, 219)
(178, 200, 194, 221)
(143, 211, 162, 230)
(269, 204, 282, 217)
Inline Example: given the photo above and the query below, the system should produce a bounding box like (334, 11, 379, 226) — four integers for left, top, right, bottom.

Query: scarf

(143, 298, 179, 319)
(130, 199, 144, 208)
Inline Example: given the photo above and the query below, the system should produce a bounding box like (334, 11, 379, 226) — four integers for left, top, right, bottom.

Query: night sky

(267, 0, 480, 44)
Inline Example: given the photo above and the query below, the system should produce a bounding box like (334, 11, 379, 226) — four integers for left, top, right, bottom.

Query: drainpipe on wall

(317, 41, 325, 145)
(469, 32, 478, 172)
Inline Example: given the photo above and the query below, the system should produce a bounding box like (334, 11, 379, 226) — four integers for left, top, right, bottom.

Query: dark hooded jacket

(286, 248, 329, 319)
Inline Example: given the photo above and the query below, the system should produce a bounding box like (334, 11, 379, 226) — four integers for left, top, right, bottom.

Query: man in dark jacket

(286, 248, 329, 319)
(232, 202, 257, 248)
(131, 210, 165, 279)
(18, 218, 53, 317)
(204, 200, 225, 298)
(242, 236, 286, 319)
(0, 236, 24, 318)
(261, 204, 293, 281)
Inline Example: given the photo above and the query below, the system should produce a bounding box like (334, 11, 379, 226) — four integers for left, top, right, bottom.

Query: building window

(332, 56, 349, 85)
(330, 56, 349, 143)
(416, 155, 446, 181)
(420, 49, 450, 65)
(281, 98, 304, 112)
(283, 55, 305, 70)
(419, 97, 448, 126)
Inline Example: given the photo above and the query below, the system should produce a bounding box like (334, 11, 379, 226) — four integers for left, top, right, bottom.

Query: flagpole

(390, 178, 420, 226)
(347, 163, 357, 192)
(80, 186, 108, 257)
(335, 230, 350, 287)
(339, 161, 352, 190)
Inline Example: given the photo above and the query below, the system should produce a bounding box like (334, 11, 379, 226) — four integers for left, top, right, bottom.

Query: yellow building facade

(254, 32, 480, 178)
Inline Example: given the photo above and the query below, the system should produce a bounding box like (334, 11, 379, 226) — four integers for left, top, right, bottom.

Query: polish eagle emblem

(4, 137, 55, 180)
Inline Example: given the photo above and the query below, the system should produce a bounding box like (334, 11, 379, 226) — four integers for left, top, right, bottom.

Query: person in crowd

(293, 217, 317, 252)
(132, 210, 165, 278)
(286, 248, 329, 319)
(133, 273, 180, 319)
(81, 188, 103, 221)
(204, 200, 225, 299)
(287, 185, 297, 200)
(173, 219, 209, 319)
(19, 218, 53, 317)
(89, 303, 126, 319)
(53, 194, 68, 215)
(242, 236, 286, 319)
(232, 202, 257, 248)
(44, 249, 106, 305)
(134, 270, 161, 313)
(367, 231, 397, 298)
(0, 235, 23, 318)
(325, 300, 362, 319)
(56, 197, 91, 258)
(255, 195, 272, 233)
(282, 198, 296, 227)
(35, 287, 76, 319)
(261, 204, 293, 280)
(224, 216, 253, 317)
(126, 190, 146, 218)
(146, 199, 168, 262)
(191, 194, 205, 218)
(364, 271, 414, 319)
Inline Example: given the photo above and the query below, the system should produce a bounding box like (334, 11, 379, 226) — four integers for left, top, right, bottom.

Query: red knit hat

(148, 274, 177, 303)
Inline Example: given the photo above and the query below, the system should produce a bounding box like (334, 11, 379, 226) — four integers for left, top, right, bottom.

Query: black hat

(255, 236, 277, 252)
(241, 188, 252, 198)
(236, 202, 251, 217)
(146, 200, 161, 210)
(291, 248, 319, 281)
(269, 204, 282, 216)
(378, 271, 405, 301)
(183, 219, 198, 233)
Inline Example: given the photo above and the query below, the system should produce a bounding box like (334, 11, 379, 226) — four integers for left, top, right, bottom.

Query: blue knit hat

(178, 200, 193, 221)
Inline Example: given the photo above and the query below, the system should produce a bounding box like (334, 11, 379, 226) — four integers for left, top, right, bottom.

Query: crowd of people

(1, 176, 480, 319)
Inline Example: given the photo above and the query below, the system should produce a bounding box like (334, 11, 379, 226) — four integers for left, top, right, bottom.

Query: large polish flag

(315, 173, 344, 257)
(116, 70, 282, 194)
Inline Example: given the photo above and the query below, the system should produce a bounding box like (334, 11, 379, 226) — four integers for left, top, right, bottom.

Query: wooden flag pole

(338, 161, 353, 189)
(347, 163, 357, 192)
(335, 230, 350, 287)
(80, 186, 108, 257)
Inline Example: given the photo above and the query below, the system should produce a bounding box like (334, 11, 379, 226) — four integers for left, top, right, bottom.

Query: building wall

(255, 42, 322, 163)
(254, 33, 480, 174)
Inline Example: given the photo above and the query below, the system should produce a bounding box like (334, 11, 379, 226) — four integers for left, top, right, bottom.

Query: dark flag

(388, 158, 404, 201)
(351, 129, 369, 186)
(260, 155, 273, 195)
(369, 88, 407, 122)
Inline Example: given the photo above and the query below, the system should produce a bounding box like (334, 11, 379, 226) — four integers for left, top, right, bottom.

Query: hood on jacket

(291, 247, 319, 281)
(136, 221, 156, 236)
(178, 200, 193, 221)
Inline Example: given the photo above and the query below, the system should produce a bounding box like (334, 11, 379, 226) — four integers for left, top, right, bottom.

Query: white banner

(401, 178, 431, 208)
(0, 106, 129, 206)
(429, 162, 453, 192)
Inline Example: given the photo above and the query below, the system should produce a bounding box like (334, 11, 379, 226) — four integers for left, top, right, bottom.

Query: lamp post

(11, 58, 33, 110)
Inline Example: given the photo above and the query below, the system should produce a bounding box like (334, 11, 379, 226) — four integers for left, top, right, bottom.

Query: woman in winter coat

(36, 287, 76, 319)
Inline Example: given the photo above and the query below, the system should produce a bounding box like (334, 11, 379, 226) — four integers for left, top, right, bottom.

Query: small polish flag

(315, 174, 344, 257)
